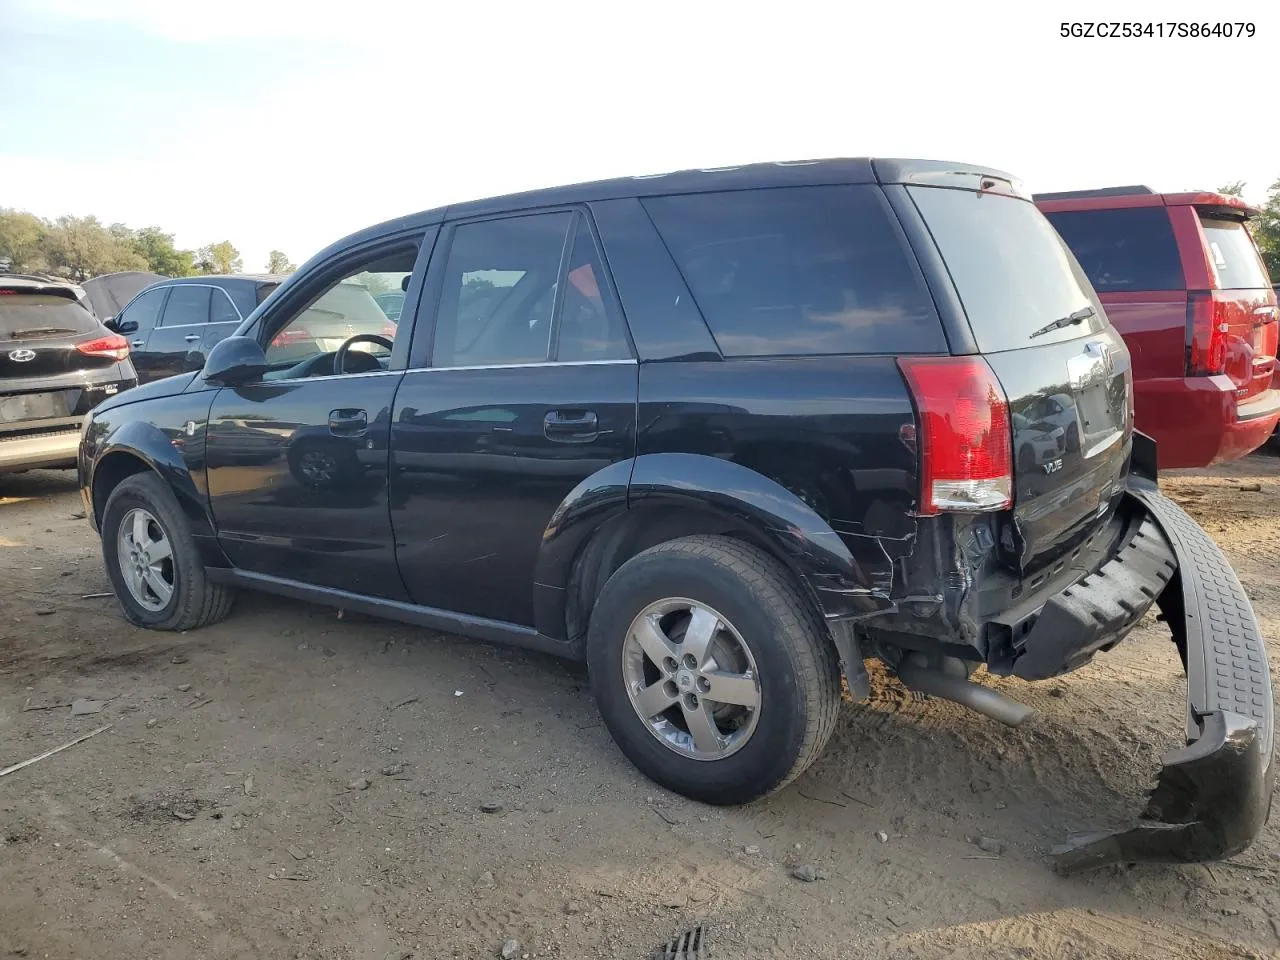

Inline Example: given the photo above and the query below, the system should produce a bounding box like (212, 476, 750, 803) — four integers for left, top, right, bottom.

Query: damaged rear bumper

(1045, 478, 1274, 872)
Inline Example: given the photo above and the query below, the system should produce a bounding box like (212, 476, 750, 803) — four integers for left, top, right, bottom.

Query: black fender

(91, 419, 216, 542)
(532, 452, 892, 647)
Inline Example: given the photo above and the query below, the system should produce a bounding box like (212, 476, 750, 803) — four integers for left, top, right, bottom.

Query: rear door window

(1198, 216, 1271, 290)
(161, 285, 212, 327)
(0, 294, 99, 341)
(909, 187, 1098, 353)
(431, 212, 573, 368)
(555, 215, 631, 362)
(210, 289, 240, 323)
(1042, 207, 1183, 293)
(643, 186, 945, 357)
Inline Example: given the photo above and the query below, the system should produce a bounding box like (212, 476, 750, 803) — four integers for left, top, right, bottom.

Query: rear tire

(101, 472, 234, 631)
(586, 535, 840, 804)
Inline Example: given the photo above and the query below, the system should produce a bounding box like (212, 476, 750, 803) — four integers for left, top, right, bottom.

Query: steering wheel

(333, 334, 394, 376)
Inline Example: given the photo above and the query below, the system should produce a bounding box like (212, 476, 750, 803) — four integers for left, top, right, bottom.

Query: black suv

(77, 159, 1273, 871)
(106, 275, 285, 384)
(1, 276, 137, 473)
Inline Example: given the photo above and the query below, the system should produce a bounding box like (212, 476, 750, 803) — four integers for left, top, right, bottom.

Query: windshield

(1198, 216, 1271, 290)
(908, 187, 1099, 353)
(0, 293, 100, 341)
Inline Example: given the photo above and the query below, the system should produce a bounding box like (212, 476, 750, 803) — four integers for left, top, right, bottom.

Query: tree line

(0, 208, 296, 281)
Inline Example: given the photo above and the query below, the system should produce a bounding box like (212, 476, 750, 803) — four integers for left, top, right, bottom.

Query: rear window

(1198, 216, 1271, 289)
(1042, 207, 1183, 292)
(909, 187, 1096, 353)
(0, 294, 100, 342)
(643, 185, 945, 357)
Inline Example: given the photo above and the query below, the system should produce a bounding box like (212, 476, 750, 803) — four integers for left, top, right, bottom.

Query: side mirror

(115, 319, 139, 334)
(202, 336, 268, 387)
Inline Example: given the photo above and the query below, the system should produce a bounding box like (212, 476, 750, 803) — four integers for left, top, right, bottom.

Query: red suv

(1036, 187, 1279, 468)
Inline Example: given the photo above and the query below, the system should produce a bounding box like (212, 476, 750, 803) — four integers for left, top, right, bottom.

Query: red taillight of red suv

(1186, 291, 1230, 376)
(898, 356, 1013, 515)
(76, 333, 130, 361)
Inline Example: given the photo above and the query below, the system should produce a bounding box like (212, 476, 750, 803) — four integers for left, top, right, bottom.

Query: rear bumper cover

(0, 425, 81, 472)
(1044, 478, 1273, 872)
(1134, 377, 1279, 468)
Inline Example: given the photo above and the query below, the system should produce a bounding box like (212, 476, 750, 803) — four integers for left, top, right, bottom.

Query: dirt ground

(2, 457, 1279, 960)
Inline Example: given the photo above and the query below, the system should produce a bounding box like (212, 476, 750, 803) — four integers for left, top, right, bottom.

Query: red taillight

(270, 325, 313, 348)
(1186, 291, 1229, 375)
(76, 333, 129, 361)
(898, 356, 1012, 515)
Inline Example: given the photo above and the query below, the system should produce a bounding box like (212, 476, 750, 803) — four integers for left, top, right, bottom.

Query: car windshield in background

(908, 186, 1096, 353)
(1198, 217, 1271, 290)
(644, 185, 946, 357)
(1043, 206, 1185, 293)
(0, 294, 100, 341)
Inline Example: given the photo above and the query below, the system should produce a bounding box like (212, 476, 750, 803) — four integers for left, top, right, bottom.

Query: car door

(112, 285, 168, 382)
(145, 284, 212, 380)
(390, 210, 637, 626)
(204, 231, 433, 599)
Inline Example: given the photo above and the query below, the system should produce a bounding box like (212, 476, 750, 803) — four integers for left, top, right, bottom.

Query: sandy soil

(2, 456, 1278, 960)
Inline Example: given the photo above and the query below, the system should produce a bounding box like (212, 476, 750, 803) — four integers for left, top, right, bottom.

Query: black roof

(161, 274, 285, 286)
(312, 157, 1020, 263)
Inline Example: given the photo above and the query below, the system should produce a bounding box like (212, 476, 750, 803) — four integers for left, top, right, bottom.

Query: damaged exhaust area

(848, 477, 1273, 872)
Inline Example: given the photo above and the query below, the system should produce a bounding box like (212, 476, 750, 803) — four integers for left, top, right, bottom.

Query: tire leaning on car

(101, 472, 234, 631)
(586, 535, 841, 805)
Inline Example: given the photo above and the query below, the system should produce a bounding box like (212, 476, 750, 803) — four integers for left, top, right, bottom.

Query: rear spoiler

(0, 282, 84, 302)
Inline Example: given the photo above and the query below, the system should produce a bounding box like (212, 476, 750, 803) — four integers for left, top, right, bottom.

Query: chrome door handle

(184, 334, 201, 343)
(130, 339, 145, 348)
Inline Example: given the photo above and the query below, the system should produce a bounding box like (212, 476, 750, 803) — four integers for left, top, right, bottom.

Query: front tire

(101, 472, 234, 631)
(586, 535, 840, 805)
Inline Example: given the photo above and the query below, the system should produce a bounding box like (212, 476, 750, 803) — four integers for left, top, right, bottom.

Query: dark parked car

(78, 159, 1272, 871)
(1, 276, 137, 473)
(105, 275, 285, 383)
(1035, 187, 1279, 468)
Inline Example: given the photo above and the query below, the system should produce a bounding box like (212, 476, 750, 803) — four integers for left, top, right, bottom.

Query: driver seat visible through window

(263, 246, 415, 378)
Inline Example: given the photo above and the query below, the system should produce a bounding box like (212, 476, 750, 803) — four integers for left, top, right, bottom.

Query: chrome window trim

(157, 283, 245, 328)
(250, 357, 637, 385)
(403, 358, 638, 374)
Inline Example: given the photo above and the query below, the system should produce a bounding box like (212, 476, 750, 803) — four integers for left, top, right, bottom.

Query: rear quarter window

(1042, 207, 1184, 293)
(1198, 216, 1271, 290)
(0, 294, 101, 341)
(642, 185, 946, 357)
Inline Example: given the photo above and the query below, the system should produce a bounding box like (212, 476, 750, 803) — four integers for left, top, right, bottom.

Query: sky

(1, 0, 1276, 274)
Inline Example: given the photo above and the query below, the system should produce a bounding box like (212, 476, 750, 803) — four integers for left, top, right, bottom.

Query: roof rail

(1032, 185, 1156, 201)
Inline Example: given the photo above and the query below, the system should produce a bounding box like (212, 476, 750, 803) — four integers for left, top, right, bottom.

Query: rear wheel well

(92, 452, 152, 524)
(564, 503, 829, 650)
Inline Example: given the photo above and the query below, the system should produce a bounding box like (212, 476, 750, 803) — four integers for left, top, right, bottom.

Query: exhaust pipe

(898, 654, 1033, 728)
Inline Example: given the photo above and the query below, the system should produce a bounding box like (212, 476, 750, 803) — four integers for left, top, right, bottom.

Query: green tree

(40, 215, 146, 280)
(131, 227, 196, 277)
(196, 241, 243, 274)
(1252, 179, 1280, 281)
(265, 249, 296, 274)
(1218, 179, 1280, 281)
(0, 209, 50, 272)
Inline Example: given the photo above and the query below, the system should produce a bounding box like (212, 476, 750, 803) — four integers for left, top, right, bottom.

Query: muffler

(897, 653, 1033, 727)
